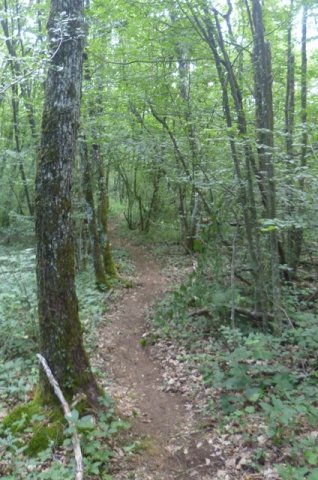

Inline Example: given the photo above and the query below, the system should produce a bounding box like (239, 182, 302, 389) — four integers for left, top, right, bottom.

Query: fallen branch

(37, 354, 83, 480)
(234, 273, 252, 286)
(175, 462, 208, 479)
(188, 307, 275, 322)
(188, 308, 212, 318)
(230, 307, 275, 321)
(300, 288, 318, 304)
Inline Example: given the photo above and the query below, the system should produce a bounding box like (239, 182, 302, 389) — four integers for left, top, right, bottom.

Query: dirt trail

(95, 239, 215, 480)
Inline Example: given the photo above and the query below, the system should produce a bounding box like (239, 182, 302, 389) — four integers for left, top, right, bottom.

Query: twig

(234, 272, 252, 286)
(188, 306, 277, 323)
(233, 307, 275, 321)
(301, 288, 318, 304)
(188, 308, 212, 318)
(174, 462, 208, 479)
(279, 306, 295, 329)
(37, 354, 83, 480)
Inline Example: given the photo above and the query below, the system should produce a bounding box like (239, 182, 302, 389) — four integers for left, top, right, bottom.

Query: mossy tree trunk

(79, 134, 109, 289)
(35, 0, 99, 406)
(92, 142, 117, 278)
(81, 45, 117, 279)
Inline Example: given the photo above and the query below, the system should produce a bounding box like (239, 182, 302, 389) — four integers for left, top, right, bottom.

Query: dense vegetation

(1, 0, 318, 478)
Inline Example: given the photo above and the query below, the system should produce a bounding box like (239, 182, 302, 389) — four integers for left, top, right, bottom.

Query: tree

(79, 133, 109, 289)
(35, 0, 99, 406)
(0, 0, 316, 339)
(0, 0, 41, 222)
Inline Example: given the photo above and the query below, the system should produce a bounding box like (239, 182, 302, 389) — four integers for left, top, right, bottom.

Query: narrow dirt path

(94, 238, 216, 480)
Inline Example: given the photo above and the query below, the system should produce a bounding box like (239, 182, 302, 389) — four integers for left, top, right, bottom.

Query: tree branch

(37, 354, 84, 480)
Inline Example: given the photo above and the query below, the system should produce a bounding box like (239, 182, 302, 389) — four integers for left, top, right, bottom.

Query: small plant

(154, 263, 236, 344)
(0, 394, 130, 479)
(0, 243, 132, 479)
(152, 264, 318, 476)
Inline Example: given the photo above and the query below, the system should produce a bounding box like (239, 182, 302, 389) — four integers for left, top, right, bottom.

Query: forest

(1, 0, 318, 479)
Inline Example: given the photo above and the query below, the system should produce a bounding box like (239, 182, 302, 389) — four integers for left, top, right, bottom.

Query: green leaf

(68, 409, 79, 423)
(261, 225, 277, 232)
(245, 406, 256, 414)
(305, 450, 318, 466)
(245, 387, 263, 402)
(78, 415, 95, 431)
(308, 469, 318, 480)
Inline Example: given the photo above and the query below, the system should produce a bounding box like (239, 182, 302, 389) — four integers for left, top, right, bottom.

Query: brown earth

(93, 234, 281, 480)
(94, 238, 219, 480)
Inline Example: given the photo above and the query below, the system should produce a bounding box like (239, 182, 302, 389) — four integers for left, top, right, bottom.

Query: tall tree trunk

(285, 0, 295, 166)
(187, 1, 269, 322)
(35, 0, 99, 406)
(285, 0, 297, 275)
(2, 0, 37, 139)
(288, 3, 309, 272)
(81, 26, 117, 278)
(79, 135, 109, 289)
(300, 5, 308, 180)
(93, 142, 117, 278)
(252, 0, 282, 332)
(175, 37, 202, 251)
(1, 1, 34, 216)
(11, 90, 34, 216)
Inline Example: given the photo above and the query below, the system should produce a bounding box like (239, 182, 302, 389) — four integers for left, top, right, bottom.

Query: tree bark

(93, 142, 117, 278)
(1, 9, 34, 216)
(300, 5, 308, 178)
(79, 135, 109, 289)
(287, 3, 308, 273)
(285, 0, 298, 275)
(35, 0, 99, 406)
(252, 0, 282, 332)
(185, 1, 269, 321)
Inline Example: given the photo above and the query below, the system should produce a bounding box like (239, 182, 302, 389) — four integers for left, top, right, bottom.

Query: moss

(139, 333, 158, 348)
(127, 436, 161, 456)
(134, 438, 154, 453)
(2, 401, 40, 433)
(1, 400, 65, 456)
(96, 275, 112, 291)
(103, 241, 118, 278)
(26, 422, 64, 456)
(120, 277, 134, 288)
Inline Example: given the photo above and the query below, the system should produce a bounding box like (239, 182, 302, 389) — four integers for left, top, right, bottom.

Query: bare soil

(94, 238, 217, 480)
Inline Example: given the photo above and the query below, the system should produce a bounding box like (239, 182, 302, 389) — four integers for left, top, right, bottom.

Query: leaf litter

(93, 236, 281, 480)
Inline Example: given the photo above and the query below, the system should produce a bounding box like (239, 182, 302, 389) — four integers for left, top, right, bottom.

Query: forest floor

(94, 236, 220, 480)
(93, 233, 279, 480)
(0, 228, 316, 479)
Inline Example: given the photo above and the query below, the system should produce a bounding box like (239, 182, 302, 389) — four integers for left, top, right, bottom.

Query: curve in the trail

(94, 239, 217, 480)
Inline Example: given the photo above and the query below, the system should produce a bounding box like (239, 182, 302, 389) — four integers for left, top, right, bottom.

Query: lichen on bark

(35, 0, 100, 407)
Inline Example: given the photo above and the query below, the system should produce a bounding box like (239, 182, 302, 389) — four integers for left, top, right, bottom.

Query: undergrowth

(153, 254, 318, 480)
(0, 243, 133, 479)
(0, 394, 130, 479)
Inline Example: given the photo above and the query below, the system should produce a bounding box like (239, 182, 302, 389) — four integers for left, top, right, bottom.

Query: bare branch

(37, 354, 84, 480)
